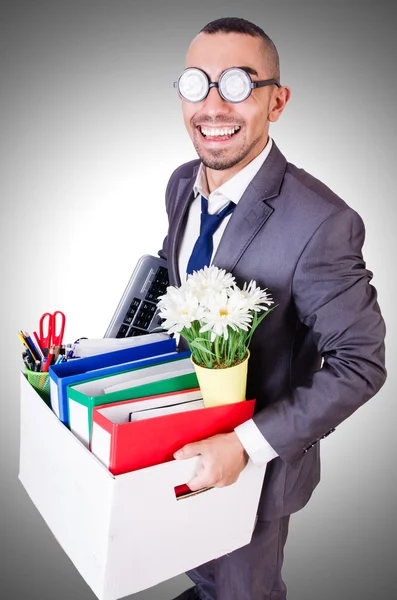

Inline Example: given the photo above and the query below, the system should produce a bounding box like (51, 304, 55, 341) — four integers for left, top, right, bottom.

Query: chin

(200, 154, 244, 171)
(196, 143, 246, 170)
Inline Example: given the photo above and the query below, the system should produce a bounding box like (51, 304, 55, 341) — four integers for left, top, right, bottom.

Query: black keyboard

(104, 256, 169, 338)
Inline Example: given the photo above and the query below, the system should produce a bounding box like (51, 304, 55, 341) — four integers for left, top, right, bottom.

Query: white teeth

(200, 126, 240, 137)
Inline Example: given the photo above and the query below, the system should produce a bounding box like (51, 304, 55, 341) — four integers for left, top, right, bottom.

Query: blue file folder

(49, 337, 178, 426)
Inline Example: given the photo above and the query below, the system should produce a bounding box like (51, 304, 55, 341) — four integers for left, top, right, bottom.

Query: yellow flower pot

(191, 351, 250, 408)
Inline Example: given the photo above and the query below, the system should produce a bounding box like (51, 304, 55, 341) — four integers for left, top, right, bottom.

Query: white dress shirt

(178, 137, 279, 467)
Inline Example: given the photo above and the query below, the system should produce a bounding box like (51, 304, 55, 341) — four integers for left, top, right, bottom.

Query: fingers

(173, 441, 204, 460)
(188, 471, 237, 491)
(173, 434, 243, 491)
(188, 462, 220, 491)
(187, 474, 211, 492)
(188, 461, 218, 491)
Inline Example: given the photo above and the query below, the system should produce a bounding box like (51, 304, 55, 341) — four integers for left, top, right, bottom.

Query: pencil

(18, 332, 39, 362)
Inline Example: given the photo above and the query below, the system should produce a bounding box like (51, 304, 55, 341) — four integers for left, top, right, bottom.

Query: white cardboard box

(18, 374, 266, 600)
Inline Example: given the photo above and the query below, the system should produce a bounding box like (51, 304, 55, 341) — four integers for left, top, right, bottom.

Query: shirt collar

(193, 137, 273, 206)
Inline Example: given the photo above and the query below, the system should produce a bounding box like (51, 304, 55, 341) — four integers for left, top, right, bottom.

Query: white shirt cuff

(234, 419, 279, 467)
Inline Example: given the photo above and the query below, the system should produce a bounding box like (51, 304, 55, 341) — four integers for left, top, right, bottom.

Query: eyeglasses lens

(220, 69, 250, 102)
(179, 69, 208, 102)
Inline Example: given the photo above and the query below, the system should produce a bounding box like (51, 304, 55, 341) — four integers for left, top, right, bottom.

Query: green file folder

(67, 372, 199, 448)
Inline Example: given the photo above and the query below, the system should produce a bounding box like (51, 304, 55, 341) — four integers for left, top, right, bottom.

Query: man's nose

(202, 86, 231, 116)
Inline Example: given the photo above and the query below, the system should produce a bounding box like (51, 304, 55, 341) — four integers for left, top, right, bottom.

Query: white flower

(186, 265, 235, 304)
(199, 289, 252, 341)
(157, 268, 276, 365)
(157, 286, 205, 334)
(237, 280, 275, 313)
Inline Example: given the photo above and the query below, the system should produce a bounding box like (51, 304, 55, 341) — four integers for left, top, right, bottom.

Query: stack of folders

(49, 333, 178, 425)
(47, 332, 256, 479)
(67, 356, 198, 448)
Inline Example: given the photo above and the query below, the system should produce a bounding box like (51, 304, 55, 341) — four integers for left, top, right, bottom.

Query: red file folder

(91, 392, 256, 476)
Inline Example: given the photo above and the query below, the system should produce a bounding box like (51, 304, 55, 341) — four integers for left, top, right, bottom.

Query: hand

(173, 432, 249, 491)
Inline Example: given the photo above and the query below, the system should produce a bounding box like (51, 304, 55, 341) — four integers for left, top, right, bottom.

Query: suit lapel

(168, 142, 287, 284)
(168, 166, 199, 286)
(213, 143, 287, 273)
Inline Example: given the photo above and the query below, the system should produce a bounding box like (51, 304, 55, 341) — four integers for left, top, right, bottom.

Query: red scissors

(38, 311, 66, 349)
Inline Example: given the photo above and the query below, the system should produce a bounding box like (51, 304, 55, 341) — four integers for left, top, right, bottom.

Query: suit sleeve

(253, 207, 387, 464)
(157, 164, 184, 262)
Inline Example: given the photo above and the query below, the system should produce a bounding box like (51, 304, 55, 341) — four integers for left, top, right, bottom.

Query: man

(159, 17, 387, 600)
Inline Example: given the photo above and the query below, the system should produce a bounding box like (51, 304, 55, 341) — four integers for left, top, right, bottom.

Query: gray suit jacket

(159, 141, 387, 520)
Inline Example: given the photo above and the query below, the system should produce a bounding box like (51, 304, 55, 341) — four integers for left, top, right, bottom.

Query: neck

(204, 136, 269, 194)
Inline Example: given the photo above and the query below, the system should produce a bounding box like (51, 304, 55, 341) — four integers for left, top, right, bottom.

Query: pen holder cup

(25, 369, 51, 404)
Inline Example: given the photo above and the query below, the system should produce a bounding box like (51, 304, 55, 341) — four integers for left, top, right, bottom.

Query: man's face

(181, 32, 277, 171)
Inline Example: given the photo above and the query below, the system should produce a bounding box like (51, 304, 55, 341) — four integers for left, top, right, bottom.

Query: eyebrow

(187, 65, 260, 78)
(239, 66, 259, 77)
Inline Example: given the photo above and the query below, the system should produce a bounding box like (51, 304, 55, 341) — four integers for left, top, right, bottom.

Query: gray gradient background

(1, 1, 396, 598)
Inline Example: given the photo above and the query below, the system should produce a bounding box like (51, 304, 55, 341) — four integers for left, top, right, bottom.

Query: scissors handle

(51, 311, 66, 346)
(39, 313, 53, 349)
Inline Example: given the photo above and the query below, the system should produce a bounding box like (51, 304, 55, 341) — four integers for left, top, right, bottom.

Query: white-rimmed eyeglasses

(174, 67, 281, 103)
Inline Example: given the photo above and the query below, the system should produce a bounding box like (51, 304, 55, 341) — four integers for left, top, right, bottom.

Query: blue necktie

(186, 196, 236, 275)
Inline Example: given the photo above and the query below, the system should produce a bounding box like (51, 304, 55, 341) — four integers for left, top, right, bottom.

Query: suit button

(321, 428, 336, 439)
(303, 441, 317, 453)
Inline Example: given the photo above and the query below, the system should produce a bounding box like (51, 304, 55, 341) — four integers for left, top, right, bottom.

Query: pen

(22, 353, 34, 371)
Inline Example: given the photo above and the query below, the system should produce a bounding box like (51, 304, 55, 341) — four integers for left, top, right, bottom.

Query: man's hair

(200, 17, 280, 81)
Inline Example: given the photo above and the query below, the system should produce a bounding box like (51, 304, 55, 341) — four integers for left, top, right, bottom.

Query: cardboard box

(18, 374, 267, 600)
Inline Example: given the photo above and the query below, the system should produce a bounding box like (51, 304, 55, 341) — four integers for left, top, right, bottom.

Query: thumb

(173, 442, 203, 460)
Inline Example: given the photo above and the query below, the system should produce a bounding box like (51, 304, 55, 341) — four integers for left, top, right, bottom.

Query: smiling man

(159, 17, 386, 600)
(180, 28, 287, 188)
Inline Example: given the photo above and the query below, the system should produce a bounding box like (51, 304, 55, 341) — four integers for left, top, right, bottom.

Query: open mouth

(197, 125, 241, 141)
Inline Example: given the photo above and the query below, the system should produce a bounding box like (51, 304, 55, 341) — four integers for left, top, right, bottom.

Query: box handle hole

(174, 483, 213, 500)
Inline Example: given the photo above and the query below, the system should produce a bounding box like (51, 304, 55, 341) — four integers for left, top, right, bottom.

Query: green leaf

(189, 339, 217, 357)
(246, 305, 278, 346)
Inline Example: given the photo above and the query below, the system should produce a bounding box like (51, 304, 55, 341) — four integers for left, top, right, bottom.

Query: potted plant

(157, 266, 276, 407)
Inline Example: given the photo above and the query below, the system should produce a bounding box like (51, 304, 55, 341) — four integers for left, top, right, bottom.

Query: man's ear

(269, 86, 291, 122)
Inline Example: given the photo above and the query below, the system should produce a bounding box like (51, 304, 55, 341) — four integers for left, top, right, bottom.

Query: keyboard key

(157, 267, 169, 286)
(116, 324, 129, 338)
(145, 290, 157, 301)
(128, 298, 141, 315)
(157, 266, 167, 278)
(134, 301, 157, 330)
(127, 327, 148, 337)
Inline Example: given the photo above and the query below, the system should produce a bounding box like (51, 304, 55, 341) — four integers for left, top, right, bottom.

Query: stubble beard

(192, 132, 263, 171)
